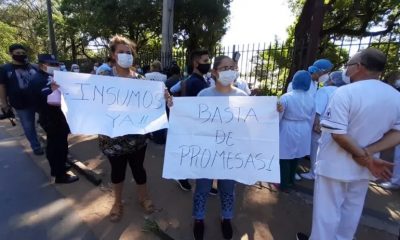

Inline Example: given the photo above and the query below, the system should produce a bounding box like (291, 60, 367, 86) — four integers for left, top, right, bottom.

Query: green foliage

(60, 0, 163, 50)
(284, 0, 399, 76)
(0, 21, 17, 64)
(1, 0, 231, 65)
(370, 36, 400, 79)
(174, 0, 231, 52)
(250, 41, 292, 95)
(289, 0, 400, 38)
(0, 0, 49, 60)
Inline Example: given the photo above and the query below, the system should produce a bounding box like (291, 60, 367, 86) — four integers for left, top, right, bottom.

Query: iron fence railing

(137, 33, 399, 95)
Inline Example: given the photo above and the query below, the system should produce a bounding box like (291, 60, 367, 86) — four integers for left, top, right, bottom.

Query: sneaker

(33, 148, 44, 155)
(379, 181, 400, 190)
(221, 218, 233, 239)
(209, 187, 218, 196)
(193, 219, 204, 240)
(176, 179, 192, 191)
(55, 173, 79, 184)
(300, 172, 315, 180)
(296, 232, 309, 240)
(295, 173, 301, 181)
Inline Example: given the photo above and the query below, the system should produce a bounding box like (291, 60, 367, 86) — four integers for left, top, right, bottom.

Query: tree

(0, 21, 17, 64)
(0, 0, 49, 59)
(60, 0, 163, 51)
(173, 0, 231, 53)
(59, 0, 231, 56)
(1, 0, 232, 65)
(285, 0, 400, 89)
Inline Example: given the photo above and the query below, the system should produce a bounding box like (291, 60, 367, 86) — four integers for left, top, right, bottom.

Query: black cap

(38, 54, 59, 64)
(9, 44, 26, 53)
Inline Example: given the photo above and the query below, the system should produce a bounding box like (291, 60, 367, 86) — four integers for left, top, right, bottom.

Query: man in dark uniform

(29, 54, 78, 184)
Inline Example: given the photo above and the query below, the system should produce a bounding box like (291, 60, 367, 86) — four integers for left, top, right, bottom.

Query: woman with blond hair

(98, 35, 171, 222)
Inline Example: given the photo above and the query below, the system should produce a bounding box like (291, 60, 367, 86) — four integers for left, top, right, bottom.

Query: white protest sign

(54, 71, 168, 137)
(162, 96, 280, 185)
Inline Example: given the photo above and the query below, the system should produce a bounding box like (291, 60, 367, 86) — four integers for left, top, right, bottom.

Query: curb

(39, 135, 102, 186)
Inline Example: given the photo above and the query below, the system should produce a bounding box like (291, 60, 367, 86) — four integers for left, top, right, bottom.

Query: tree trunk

(71, 37, 77, 63)
(284, 0, 325, 92)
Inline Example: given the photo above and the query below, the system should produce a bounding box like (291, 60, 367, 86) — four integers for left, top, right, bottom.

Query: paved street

(0, 125, 96, 240)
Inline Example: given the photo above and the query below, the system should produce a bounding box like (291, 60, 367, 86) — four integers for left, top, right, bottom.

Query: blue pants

(15, 108, 41, 151)
(193, 179, 236, 220)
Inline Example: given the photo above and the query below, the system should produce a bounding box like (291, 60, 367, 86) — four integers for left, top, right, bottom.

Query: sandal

(109, 203, 123, 222)
(140, 199, 155, 214)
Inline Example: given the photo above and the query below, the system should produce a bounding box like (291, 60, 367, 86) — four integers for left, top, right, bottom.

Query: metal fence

(137, 33, 400, 95)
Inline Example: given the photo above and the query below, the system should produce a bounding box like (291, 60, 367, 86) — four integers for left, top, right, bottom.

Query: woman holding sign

(278, 70, 315, 192)
(192, 55, 247, 240)
(97, 35, 172, 222)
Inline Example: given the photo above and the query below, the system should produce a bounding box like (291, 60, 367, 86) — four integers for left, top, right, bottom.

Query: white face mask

(72, 68, 80, 73)
(318, 73, 329, 83)
(342, 69, 351, 84)
(218, 70, 237, 86)
(46, 66, 60, 75)
(117, 53, 133, 68)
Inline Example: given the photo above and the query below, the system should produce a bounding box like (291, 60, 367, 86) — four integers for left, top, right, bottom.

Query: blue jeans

(15, 108, 41, 151)
(193, 179, 236, 220)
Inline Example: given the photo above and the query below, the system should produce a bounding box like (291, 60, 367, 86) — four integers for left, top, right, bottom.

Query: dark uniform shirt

(0, 63, 38, 109)
(28, 70, 70, 135)
(182, 73, 209, 96)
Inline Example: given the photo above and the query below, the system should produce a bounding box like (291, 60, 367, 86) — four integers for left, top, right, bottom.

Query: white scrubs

(309, 86, 337, 175)
(310, 79, 400, 240)
(279, 90, 315, 159)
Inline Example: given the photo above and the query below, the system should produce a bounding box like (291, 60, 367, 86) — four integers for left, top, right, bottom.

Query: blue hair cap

(292, 70, 312, 91)
(313, 59, 333, 72)
(329, 71, 346, 87)
(308, 66, 319, 74)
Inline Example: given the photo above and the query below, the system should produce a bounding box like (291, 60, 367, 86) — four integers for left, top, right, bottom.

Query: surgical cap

(313, 59, 333, 72)
(308, 66, 319, 74)
(292, 70, 312, 91)
(329, 71, 346, 87)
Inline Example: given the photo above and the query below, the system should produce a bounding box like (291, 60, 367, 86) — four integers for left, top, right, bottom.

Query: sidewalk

(0, 125, 96, 240)
(1, 119, 398, 240)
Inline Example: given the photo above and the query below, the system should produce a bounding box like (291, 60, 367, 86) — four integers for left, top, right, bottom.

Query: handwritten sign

(162, 96, 280, 185)
(54, 71, 168, 137)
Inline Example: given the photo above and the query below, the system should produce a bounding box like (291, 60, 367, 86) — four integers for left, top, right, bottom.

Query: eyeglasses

(117, 51, 132, 54)
(344, 62, 359, 68)
(217, 66, 236, 71)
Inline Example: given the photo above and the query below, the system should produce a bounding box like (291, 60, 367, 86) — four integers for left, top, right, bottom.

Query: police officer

(29, 54, 79, 184)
